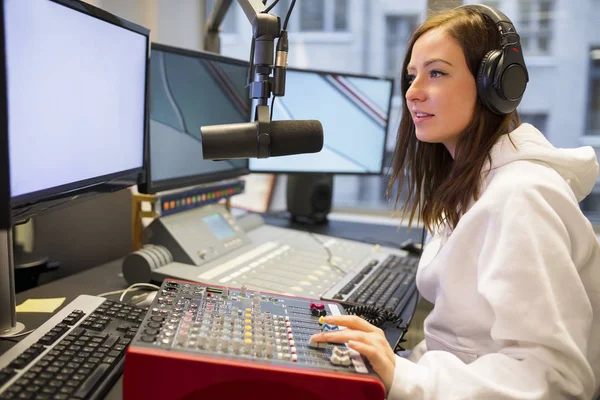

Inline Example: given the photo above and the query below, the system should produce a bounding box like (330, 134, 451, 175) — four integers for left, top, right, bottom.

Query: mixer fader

(123, 279, 386, 399)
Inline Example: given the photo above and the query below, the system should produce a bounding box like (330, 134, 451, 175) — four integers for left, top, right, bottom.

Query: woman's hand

(310, 315, 396, 392)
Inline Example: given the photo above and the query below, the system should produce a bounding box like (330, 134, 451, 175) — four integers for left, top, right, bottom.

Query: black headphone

(456, 4, 529, 115)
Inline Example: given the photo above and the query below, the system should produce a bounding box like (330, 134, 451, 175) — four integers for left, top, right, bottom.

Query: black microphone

(200, 119, 323, 160)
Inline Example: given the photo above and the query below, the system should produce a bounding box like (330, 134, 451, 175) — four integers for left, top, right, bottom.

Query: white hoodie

(388, 124, 600, 400)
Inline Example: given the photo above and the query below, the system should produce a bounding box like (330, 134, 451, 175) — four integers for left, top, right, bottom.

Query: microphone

(200, 119, 323, 160)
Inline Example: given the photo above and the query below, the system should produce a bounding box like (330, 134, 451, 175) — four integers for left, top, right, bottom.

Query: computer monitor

(8, 0, 149, 220)
(1, 0, 149, 335)
(249, 68, 393, 175)
(139, 43, 251, 194)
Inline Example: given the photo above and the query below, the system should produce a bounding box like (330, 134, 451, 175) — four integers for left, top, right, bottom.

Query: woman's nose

(406, 78, 425, 103)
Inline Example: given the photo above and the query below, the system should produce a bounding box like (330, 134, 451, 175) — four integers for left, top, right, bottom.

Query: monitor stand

(286, 173, 333, 225)
(0, 228, 26, 337)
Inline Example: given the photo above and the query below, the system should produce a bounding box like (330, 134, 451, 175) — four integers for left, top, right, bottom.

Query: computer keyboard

(0, 295, 146, 400)
(321, 254, 419, 316)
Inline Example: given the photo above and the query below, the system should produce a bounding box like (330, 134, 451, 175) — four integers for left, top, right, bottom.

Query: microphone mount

(204, 0, 288, 159)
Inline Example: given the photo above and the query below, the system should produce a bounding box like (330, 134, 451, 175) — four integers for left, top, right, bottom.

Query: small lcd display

(203, 214, 235, 240)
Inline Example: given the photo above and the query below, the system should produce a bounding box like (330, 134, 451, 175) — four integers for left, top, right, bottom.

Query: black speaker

(286, 174, 333, 224)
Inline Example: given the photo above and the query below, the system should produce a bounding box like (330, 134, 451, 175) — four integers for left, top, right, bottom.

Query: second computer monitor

(143, 44, 250, 193)
(249, 68, 393, 174)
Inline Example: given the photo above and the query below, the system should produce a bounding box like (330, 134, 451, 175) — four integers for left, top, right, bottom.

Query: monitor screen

(0, 1, 8, 229)
(143, 44, 250, 193)
(6, 0, 148, 206)
(249, 69, 393, 174)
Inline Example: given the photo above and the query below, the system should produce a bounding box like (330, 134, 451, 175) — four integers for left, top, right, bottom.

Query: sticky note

(16, 298, 66, 313)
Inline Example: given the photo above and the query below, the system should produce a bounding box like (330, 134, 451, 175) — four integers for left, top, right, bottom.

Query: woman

(310, 5, 600, 399)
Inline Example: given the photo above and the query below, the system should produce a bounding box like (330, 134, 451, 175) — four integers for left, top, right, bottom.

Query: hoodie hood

(488, 123, 599, 202)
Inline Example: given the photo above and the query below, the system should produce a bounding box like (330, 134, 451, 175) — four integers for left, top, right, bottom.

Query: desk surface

(2, 216, 421, 399)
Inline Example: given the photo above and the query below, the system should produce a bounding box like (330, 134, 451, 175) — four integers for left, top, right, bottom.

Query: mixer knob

(265, 343, 274, 357)
(332, 347, 350, 357)
(222, 288, 230, 297)
(240, 285, 247, 296)
(254, 341, 264, 356)
(243, 339, 252, 354)
(330, 353, 351, 366)
(308, 338, 327, 349)
(209, 336, 218, 350)
(197, 335, 207, 349)
(232, 339, 242, 353)
(219, 338, 229, 351)
(330, 354, 342, 365)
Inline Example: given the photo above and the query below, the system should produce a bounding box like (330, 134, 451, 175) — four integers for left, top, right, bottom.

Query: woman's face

(405, 28, 478, 157)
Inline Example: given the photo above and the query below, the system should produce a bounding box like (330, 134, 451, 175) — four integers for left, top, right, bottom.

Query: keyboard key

(73, 363, 110, 399)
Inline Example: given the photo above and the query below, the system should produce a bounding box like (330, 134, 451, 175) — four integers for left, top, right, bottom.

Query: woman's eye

(406, 74, 415, 85)
(430, 70, 446, 78)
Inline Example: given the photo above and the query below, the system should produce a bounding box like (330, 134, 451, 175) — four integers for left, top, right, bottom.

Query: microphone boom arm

(204, 0, 280, 107)
(203, 0, 290, 159)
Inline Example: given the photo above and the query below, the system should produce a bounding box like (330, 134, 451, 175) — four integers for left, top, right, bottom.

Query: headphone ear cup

(477, 49, 503, 113)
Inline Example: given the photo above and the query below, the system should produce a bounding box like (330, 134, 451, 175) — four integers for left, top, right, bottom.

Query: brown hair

(387, 7, 520, 233)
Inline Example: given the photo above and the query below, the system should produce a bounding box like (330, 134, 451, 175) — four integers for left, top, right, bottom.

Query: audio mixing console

(123, 279, 386, 399)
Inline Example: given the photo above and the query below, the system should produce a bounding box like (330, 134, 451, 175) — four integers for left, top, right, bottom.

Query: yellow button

(245, 338, 252, 344)
(245, 319, 251, 324)
(245, 332, 252, 338)
(319, 316, 325, 325)
(245, 313, 251, 318)
(245, 308, 251, 312)
(245, 325, 252, 331)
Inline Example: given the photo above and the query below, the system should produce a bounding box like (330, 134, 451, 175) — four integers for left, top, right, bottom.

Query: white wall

(89, 0, 205, 51)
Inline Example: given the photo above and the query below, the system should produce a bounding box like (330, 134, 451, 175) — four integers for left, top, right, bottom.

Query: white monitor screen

(5, 0, 147, 199)
(249, 69, 392, 174)
(148, 46, 249, 192)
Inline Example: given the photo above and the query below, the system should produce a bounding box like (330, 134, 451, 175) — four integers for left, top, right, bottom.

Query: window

(587, 48, 600, 136)
(275, 0, 349, 32)
(211, 0, 598, 225)
(206, 0, 237, 34)
(516, 0, 555, 56)
(480, 0, 500, 8)
(385, 15, 417, 85)
(520, 113, 548, 133)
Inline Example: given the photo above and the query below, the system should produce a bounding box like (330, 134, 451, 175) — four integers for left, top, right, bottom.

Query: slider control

(330, 347, 352, 366)
(308, 337, 327, 349)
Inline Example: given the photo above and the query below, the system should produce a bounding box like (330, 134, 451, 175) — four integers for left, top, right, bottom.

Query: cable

(0, 329, 35, 340)
(97, 283, 160, 303)
(345, 305, 403, 328)
(270, 95, 276, 120)
(247, 38, 255, 87)
(264, 0, 280, 13)
(283, 0, 296, 30)
(119, 283, 160, 302)
(308, 232, 346, 276)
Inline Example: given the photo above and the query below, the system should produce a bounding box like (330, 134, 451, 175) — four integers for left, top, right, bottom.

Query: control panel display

(203, 213, 235, 240)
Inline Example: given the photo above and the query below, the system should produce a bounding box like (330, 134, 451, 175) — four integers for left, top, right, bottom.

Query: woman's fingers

(321, 315, 383, 333)
(310, 329, 370, 344)
(348, 340, 395, 392)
